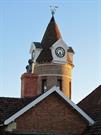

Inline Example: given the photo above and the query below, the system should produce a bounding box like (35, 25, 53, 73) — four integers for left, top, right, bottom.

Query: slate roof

(0, 97, 38, 124)
(41, 16, 61, 49)
(78, 85, 101, 135)
(36, 49, 53, 63)
(36, 16, 61, 63)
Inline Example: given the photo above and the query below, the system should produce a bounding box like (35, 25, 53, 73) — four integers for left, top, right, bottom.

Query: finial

(50, 5, 58, 16)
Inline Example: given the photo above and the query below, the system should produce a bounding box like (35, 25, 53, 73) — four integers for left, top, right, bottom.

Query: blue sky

(0, 0, 101, 103)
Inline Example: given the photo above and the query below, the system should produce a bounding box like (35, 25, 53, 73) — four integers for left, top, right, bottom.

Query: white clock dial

(55, 47, 65, 58)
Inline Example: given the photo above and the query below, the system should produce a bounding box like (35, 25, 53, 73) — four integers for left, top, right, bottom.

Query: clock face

(55, 47, 65, 58)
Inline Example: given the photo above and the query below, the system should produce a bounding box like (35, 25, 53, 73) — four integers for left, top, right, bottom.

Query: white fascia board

(4, 86, 94, 126)
(4, 86, 57, 125)
(55, 89, 95, 125)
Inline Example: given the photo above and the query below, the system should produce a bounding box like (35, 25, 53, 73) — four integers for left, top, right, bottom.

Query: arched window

(42, 79, 47, 93)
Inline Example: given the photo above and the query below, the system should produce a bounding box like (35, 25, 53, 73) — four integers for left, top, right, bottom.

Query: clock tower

(21, 16, 74, 99)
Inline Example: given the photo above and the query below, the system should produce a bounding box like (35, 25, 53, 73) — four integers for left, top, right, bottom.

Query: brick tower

(21, 16, 74, 99)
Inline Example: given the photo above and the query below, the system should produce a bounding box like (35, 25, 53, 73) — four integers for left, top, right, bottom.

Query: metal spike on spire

(50, 5, 58, 16)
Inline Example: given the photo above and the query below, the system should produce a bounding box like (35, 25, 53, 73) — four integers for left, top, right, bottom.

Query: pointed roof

(41, 16, 61, 49)
(36, 17, 61, 63)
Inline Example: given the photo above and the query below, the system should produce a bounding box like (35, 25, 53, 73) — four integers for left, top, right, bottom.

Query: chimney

(21, 73, 38, 98)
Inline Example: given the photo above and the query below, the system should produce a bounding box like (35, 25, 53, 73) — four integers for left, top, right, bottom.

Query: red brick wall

(15, 93, 87, 134)
(21, 73, 38, 97)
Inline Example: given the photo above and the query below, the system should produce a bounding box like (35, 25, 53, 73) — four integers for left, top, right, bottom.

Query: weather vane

(50, 5, 58, 16)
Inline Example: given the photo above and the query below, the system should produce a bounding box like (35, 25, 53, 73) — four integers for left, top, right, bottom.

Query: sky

(0, 0, 101, 103)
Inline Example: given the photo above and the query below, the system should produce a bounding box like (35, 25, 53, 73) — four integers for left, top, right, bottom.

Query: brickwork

(21, 73, 38, 97)
(33, 64, 72, 76)
(47, 76, 57, 89)
(15, 93, 87, 134)
(33, 63, 73, 99)
(21, 45, 74, 98)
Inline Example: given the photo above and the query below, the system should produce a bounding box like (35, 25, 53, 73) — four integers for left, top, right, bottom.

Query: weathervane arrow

(50, 5, 58, 16)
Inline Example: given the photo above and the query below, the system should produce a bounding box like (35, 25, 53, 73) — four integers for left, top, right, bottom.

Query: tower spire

(41, 12, 61, 50)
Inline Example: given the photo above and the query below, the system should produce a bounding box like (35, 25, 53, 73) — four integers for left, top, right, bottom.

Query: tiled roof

(0, 97, 38, 124)
(36, 16, 61, 63)
(78, 85, 101, 135)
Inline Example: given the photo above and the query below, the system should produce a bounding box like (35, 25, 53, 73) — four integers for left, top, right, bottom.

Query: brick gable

(14, 93, 87, 134)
